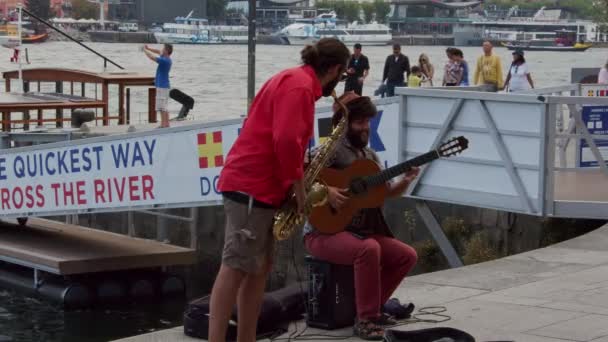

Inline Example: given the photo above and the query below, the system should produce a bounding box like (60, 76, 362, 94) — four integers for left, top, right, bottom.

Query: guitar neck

(365, 150, 440, 187)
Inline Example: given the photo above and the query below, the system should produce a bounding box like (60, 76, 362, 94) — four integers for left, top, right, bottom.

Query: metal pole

(17, 4, 23, 94)
(247, 0, 256, 111)
(21, 7, 124, 70)
(99, 0, 105, 30)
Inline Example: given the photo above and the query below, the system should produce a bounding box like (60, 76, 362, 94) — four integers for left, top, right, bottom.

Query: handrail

(22, 8, 124, 70)
(523, 84, 579, 95)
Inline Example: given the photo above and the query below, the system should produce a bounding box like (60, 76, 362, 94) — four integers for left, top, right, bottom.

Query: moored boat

(502, 41, 592, 52)
(154, 11, 248, 45)
(502, 29, 592, 52)
(277, 12, 391, 46)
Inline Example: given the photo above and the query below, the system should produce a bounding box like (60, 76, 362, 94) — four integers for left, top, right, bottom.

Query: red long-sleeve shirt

(217, 65, 322, 207)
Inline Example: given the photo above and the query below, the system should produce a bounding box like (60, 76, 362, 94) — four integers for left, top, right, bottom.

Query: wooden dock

(0, 218, 196, 275)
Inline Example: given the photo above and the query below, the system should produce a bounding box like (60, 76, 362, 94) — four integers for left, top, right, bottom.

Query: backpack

(183, 282, 307, 340)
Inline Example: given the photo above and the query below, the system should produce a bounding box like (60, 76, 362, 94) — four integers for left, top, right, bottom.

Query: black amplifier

(305, 255, 356, 330)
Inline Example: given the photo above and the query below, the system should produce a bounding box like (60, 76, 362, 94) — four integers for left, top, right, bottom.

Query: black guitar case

(184, 282, 307, 340)
(384, 327, 476, 342)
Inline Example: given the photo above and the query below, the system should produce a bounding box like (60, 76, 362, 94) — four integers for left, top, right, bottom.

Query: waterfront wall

(88, 31, 158, 44)
(392, 35, 454, 46)
(87, 31, 284, 45)
(62, 198, 604, 299)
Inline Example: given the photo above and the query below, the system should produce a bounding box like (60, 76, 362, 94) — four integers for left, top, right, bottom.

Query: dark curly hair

(332, 95, 377, 128)
(301, 38, 350, 75)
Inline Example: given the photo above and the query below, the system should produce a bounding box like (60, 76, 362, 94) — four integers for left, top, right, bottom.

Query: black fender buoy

(96, 279, 126, 303)
(160, 275, 185, 297)
(129, 278, 156, 298)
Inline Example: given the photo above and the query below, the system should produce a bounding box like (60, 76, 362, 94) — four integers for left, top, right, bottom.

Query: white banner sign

(0, 99, 401, 217)
(0, 123, 241, 216)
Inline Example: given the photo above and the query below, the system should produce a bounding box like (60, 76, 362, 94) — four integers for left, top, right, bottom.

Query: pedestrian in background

(473, 41, 503, 92)
(344, 43, 370, 95)
(451, 49, 469, 86)
(419, 53, 434, 86)
(598, 59, 608, 84)
(408, 66, 423, 87)
(382, 44, 410, 97)
(504, 48, 534, 92)
(442, 48, 462, 87)
(144, 44, 173, 128)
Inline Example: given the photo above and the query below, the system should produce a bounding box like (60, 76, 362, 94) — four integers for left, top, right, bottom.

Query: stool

(305, 255, 356, 330)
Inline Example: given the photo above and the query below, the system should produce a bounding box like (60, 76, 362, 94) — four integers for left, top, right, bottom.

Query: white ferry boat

(454, 7, 605, 46)
(478, 8, 599, 43)
(154, 12, 249, 45)
(277, 12, 392, 46)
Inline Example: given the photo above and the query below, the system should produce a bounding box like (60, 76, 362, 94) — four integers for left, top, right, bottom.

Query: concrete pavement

(114, 223, 608, 342)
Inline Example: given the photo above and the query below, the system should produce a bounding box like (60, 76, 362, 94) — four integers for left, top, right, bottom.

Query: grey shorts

(156, 88, 169, 111)
(222, 197, 276, 274)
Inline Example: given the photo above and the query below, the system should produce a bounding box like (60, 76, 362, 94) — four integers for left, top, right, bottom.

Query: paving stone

(509, 247, 608, 266)
(392, 281, 488, 306)
(527, 314, 608, 342)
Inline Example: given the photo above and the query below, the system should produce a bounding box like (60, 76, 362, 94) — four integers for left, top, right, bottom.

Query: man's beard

(322, 77, 340, 97)
(347, 129, 369, 149)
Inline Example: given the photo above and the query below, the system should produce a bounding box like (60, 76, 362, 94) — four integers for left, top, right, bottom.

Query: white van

(118, 23, 139, 32)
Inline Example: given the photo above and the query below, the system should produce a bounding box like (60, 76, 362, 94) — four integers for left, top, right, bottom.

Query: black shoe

(382, 298, 415, 320)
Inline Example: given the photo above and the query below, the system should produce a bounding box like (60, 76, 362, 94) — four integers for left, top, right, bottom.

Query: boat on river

(277, 12, 391, 46)
(502, 29, 592, 52)
(154, 11, 248, 45)
(503, 41, 592, 52)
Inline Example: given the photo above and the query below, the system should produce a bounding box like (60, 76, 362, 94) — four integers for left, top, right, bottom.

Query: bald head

(483, 41, 493, 56)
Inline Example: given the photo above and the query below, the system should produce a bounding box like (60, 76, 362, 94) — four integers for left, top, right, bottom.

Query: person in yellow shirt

(474, 41, 503, 92)
(408, 66, 423, 87)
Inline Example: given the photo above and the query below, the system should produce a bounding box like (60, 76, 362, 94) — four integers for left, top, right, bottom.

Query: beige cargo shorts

(222, 197, 277, 274)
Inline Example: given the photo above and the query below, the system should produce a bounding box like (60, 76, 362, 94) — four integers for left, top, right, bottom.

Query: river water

(0, 42, 606, 341)
(1, 42, 606, 121)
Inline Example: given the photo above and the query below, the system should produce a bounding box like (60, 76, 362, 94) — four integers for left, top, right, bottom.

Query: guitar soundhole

(349, 178, 367, 195)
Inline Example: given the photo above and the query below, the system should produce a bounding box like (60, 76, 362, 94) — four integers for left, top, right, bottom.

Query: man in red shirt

(209, 38, 350, 342)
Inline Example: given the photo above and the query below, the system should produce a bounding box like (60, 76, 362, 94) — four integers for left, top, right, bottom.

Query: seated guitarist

(304, 93, 419, 340)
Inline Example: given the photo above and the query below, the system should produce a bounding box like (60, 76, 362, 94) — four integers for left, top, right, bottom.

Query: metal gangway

(0, 85, 607, 269)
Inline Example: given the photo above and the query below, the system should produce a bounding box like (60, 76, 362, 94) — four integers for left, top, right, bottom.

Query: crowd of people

(340, 40, 536, 98)
(142, 40, 550, 128)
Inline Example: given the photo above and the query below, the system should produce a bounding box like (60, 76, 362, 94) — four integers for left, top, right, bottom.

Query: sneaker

(383, 298, 415, 320)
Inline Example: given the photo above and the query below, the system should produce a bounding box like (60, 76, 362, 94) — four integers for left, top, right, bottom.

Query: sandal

(354, 319, 384, 340)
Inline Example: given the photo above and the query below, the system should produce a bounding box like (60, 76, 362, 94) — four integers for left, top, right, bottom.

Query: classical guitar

(308, 136, 469, 234)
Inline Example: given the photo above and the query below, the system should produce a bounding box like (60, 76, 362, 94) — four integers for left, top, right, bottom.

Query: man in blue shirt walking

(144, 44, 173, 128)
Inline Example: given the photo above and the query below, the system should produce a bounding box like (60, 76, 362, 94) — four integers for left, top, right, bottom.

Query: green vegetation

(26, 0, 52, 20)
(412, 240, 442, 273)
(462, 231, 500, 265)
(412, 215, 501, 270)
(71, 0, 98, 19)
(373, 0, 391, 23)
(593, 0, 608, 26)
(207, 0, 228, 20)
(361, 2, 375, 24)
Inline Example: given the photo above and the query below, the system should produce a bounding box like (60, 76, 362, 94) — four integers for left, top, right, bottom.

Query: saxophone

(272, 90, 349, 241)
